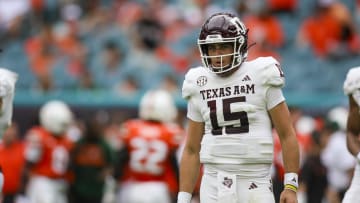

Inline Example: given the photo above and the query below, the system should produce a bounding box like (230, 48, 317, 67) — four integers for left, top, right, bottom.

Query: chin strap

(247, 42, 257, 50)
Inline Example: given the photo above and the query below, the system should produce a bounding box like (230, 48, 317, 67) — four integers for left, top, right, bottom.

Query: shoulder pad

(182, 67, 206, 100)
(0, 68, 18, 133)
(344, 66, 360, 95)
(255, 57, 285, 87)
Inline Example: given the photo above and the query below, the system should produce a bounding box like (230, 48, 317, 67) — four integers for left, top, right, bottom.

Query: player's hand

(280, 189, 298, 203)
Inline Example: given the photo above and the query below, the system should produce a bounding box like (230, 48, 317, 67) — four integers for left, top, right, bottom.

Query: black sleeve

(114, 146, 130, 179)
(169, 150, 179, 180)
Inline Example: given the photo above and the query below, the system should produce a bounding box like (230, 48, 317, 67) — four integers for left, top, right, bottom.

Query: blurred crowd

(0, 0, 359, 94)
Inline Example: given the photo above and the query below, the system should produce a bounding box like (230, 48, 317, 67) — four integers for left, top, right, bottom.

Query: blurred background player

(342, 66, 360, 203)
(0, 68, 17, 136)
(115, 89, 184, 203)
(19, 100, 74, 203)
(0, 123, 25, 203)
(68, 115, 115, 203)
(0, 68, 18, 198)
(321, 106, 354, 202)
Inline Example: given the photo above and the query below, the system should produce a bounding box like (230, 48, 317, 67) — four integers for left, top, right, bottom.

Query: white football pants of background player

(116, 181, 172, 203)
(200, 167, 275, 203)
(342, 163, 360, 203)
(26, 176, 68, 203)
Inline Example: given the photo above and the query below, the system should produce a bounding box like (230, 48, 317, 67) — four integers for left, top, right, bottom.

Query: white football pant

(116, 181, 171, 203)
(26, 176, 68, 203)
(342, 164, 360, 203)
(200, 169, 275, 203)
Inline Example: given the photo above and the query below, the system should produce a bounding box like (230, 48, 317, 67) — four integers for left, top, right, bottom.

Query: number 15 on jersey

(207, 96, 249, 136)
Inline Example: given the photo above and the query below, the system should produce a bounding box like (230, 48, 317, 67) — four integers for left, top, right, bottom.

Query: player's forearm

(280, 133, 300, 173)
(346, 130, 360, 162)
(179, 149, 201, 193)
(279, 133, 300, 194)
(346, 132, 360, 156)
(346, 95, 360, 156)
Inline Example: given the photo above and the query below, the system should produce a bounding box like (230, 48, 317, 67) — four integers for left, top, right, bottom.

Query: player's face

(207, 42, 234, 69)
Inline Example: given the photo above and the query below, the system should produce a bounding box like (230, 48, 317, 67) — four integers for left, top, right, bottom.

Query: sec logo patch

(197, 76, 207, 87)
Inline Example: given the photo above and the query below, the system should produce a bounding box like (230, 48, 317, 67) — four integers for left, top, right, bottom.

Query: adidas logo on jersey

(242, 75, 251, 81)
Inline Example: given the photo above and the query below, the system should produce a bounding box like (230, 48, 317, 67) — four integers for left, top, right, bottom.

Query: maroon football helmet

(198, 12, 248, 74)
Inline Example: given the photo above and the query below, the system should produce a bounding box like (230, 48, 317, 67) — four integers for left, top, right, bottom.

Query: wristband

(177, 191, 192, 203)
(284, 184, 297, 192)
(284, 172, 298, 192)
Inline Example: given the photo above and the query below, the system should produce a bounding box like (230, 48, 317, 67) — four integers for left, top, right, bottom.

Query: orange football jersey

(25, 127, 73, 179)
(120, 119, 183, 193)
(0, 141, 25, 194)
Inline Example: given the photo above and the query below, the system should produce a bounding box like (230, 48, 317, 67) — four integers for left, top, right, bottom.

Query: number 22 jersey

(120, 119, 183, 193)
(182, 57, 285, 176)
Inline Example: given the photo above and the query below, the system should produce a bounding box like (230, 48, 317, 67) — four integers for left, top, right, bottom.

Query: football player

(177, 13, 300, 203)
(20, 100, 74, 203)
(342, 66, 360, 203)
(0, 68, 17, 136)
(115, 89, 184, 203)
(0, 68, 17, 195)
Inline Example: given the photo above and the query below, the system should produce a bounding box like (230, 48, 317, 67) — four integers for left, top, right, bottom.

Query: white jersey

(0, 68, 17, 136)
(182, 57, 285, 176)
(344, 66, 360, 105)
(343, 66, 360, 203)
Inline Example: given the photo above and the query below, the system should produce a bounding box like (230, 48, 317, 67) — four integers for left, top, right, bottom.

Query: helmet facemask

(198, 34, 247, 74)
(198, 13, 249, 74)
